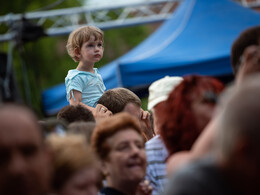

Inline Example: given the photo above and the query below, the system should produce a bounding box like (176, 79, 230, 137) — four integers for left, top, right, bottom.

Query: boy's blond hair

(66, 25, 104, 62)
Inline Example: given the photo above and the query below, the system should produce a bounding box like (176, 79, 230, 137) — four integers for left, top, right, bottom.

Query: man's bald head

(0, 104, 51, 195)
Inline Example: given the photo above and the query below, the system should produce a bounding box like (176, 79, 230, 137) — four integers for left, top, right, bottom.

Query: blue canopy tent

(42, 0, 260, 115)
(101, 0, 260, 89)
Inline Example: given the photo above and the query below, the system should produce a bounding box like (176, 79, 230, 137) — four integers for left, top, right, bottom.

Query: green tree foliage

(0, 0, 84, 116)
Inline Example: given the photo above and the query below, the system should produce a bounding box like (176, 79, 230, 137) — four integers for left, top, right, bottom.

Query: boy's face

(78, 35, 103, 64)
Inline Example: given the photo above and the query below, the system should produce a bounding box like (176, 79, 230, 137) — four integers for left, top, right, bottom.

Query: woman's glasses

(200, 91, 218, 104)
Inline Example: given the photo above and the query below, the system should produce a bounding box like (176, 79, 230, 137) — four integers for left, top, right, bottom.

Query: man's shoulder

(145, 135, 168, 162)
(164, 157, 230, 195)
(172, 157, 216, 179)
(146, 135, 164, 148)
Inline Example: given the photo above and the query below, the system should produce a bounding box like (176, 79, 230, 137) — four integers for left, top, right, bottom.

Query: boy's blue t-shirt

(65, 68, 106, 107)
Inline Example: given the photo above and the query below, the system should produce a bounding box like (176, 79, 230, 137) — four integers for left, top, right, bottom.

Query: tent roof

(100, 0, 260, 89)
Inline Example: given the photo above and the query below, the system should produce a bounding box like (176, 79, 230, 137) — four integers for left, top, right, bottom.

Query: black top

(99, 187, 125, 195)
(164, 156, 233, 195)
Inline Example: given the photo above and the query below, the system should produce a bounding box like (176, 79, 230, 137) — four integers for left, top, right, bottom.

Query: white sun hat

(148, 76, 183, 110)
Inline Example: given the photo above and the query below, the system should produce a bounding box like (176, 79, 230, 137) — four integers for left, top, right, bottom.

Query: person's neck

(77, 62, 94, 73)
(106, 179, 138, 195)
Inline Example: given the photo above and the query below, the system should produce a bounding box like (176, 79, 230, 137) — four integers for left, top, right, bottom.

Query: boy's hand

(93, 104, 112, 123)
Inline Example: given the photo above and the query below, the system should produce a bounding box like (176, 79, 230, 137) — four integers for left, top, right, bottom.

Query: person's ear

(74, 48, 80, 59)
(101, 160, 110, 178)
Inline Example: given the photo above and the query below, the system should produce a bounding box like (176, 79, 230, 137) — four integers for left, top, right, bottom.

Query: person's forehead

(87, 35, 102, 42)
(108, 129, 142, 145)
(70, 168, 98, 183)
(0, 112, 42, 147)
(123, 103, 141, 118)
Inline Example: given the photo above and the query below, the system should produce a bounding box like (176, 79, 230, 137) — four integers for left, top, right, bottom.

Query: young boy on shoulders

(65, 25, 111, 117)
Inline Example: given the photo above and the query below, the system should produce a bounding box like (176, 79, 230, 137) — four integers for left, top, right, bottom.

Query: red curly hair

(91, 112, 143, 160)
(159, 75, 224, 156)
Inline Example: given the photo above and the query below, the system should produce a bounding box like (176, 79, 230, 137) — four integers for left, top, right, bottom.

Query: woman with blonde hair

(46, 134, 101, 195)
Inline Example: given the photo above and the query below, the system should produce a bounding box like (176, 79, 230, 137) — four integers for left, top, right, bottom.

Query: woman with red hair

(159, 75, 224, 156)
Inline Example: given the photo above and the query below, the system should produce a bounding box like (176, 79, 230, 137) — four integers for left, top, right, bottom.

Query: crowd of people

(1, 25, 260, 195)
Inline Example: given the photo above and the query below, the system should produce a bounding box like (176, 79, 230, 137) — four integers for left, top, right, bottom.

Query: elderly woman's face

(103, 128, 147, 185)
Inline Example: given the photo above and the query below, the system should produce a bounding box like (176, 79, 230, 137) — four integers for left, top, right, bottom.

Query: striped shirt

(145, 135, 169, 195)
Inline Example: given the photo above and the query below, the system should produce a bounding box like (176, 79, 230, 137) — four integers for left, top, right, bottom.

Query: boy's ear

(74, 47, 80, 58)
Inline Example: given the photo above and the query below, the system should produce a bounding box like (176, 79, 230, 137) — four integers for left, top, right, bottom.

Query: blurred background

(0, 0, 260, 118)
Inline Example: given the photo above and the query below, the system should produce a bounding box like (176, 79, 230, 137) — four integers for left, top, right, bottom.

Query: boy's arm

(69, 90, 112, 121)
(69, 90, 95, 112)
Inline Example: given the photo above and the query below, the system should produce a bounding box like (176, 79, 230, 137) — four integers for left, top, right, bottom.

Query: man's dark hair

(98, 88, 141, 114)
(231, 26, 260, 75)
(57, 104, 95, 124)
